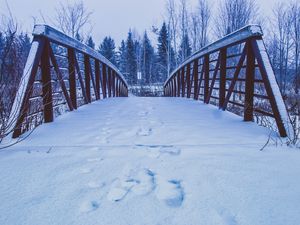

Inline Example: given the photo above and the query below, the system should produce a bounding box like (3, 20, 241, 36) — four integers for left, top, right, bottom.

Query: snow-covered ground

(0, 97, 299, 225)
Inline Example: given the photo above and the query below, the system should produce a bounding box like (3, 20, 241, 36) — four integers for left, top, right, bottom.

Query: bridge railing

(7, 25, 128, 139)
(164, 25, 292, 138)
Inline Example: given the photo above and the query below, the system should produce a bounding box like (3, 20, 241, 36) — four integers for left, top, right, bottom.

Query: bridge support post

(244, 41, 255, 121)
(95, 60, 101, 100)
(186, 64, 191, 98)
(84, 55, 91, 103)
(177, 72, 181, 97)
(68, 48, 77, 109)
(204, 54, 210, 103)
(102, 63, 107, 98)
(193, 59, 199, 100)
(41, 40, 54, 123)
(181, 68, 185, 97)
(219, 48, 227, 108)
(108, 67, 112, 98)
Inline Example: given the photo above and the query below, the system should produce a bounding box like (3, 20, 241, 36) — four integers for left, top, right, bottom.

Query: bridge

(1, 25, 299, 225)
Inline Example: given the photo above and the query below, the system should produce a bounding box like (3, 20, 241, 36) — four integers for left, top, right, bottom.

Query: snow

(0, 97, 300, 225)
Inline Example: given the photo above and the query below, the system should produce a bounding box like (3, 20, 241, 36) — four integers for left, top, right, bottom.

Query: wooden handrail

(164, 25, 292, 138)
(7, 25, 128, 138)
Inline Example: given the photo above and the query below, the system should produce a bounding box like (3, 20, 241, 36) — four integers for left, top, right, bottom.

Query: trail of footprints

(79, 107, 184, 213)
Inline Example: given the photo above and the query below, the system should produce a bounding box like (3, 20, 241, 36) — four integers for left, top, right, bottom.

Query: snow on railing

(164, 25, 292, 138)
(6, 24, 129, 139)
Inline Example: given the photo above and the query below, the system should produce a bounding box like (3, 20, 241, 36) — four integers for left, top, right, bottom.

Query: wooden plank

(49, 45, 74, 111)
(68, 48, 77, 109)
(41, 40, 54, 122)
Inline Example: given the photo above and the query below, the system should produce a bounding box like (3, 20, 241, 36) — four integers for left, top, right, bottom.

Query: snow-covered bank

(0, 97, 299, 225)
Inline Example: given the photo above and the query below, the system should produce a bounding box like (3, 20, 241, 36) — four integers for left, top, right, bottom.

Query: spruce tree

(125, 30, 137, 85)
(117, 40, 127, 75)
(141, 32, 155, 84)
(157, 22, 170, 82)
(86, 36, 95, 49)
(178, 33, 192, 63)
(98, 36, 117, 65)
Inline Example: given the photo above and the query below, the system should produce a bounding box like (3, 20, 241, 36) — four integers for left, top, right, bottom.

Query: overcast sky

(0, 0, 280, 46)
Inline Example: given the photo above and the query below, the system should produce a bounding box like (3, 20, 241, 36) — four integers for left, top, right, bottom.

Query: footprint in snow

(155, 178, 184, 208)
(79, 200, 100, 213)
(137, 128, 153, 136)
(107, 169, 156, 202)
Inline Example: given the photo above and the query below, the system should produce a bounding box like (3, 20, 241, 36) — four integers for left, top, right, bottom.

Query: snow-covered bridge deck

(1, 97, 300, 225)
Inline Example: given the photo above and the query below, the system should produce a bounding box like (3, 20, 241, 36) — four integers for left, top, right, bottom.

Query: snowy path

(0, 97, 300, 225)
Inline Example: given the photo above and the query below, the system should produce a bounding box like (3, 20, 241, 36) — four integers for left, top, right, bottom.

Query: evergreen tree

(141, 32, 155, 84)
(125, 30, 137, 85)
(117, 40, 127, 75)
(75, 33, 83, 42)
(157, 22, 170, 82)
(86, 36, 95, 49)
(98, 36, 117, 65)
(178, 33, 192, 63)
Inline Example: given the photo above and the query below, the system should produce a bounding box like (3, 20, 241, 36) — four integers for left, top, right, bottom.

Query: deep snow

(0, 97, 299, 225)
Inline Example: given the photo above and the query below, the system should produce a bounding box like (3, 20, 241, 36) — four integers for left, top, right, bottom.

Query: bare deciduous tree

(55, 0, 92, 38)
(214, 0, 259, 37)
(190, 0, 211, 51)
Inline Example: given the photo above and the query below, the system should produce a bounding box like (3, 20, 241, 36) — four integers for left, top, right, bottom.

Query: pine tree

(98, 36, 117, 65)
(157, 22, 170, 82)
(178, 33, 192, 63)
(75, 33, 83, 42)
(126, 30, 137, 85)
(117, 40, 127, 75)
(141, 32, 155, 84)
(86, 36, 95, 49)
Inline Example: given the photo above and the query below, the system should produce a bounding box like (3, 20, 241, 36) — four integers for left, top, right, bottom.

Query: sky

(0, 0, 280, 47)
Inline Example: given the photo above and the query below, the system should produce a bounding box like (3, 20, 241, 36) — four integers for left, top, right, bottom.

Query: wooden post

(84, 54, 91, 103)
(41, 40, 54, 123)
(181, 67, 185, 97)
(204, 54, 210, 103)
(177, 72, 181, 97)
(68, 48, 77, 109)
(95, 60, 101, 100)
(244, 41, 255, 121)
(102, 63, 107, 98)
(219, 48, 227, 108)
(108, 67, 112, 97)
(193, 59, 199, 100)
(187, 64, 191, 98)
